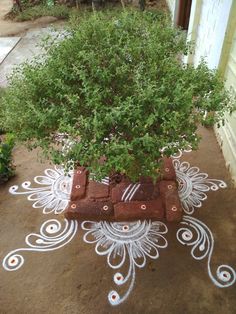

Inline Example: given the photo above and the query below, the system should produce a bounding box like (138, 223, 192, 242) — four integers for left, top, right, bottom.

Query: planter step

(64, 158, 182, 222)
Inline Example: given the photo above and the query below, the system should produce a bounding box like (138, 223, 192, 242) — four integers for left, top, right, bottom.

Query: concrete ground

(0, 23, 66, 87)
(0, 3, 235, 314)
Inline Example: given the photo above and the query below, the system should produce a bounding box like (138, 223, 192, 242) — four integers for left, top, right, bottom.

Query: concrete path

(0, 0, 65, 87)
(0, 25, 64, 87)
(0, 37, 21, 64)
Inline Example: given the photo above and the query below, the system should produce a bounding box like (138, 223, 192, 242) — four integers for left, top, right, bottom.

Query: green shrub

(0, 88, 6, 135)
(0, 134, 15, 184)
(15, 4, 71, 21)
(1, 10, 235, 181)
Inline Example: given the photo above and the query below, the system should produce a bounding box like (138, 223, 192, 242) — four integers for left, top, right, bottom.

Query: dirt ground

(0, 127, 235, 314)
(0, 1, 61, 37)
(0, 0, 168, 37)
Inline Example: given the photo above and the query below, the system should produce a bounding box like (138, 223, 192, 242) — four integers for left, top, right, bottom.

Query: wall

(167, 0, 236, 184)
(166, 0, 178, 20)
(215, 4, 236, 185)
(192, 0, 232, 69)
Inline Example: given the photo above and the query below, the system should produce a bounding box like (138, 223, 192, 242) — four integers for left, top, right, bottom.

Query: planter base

(64, 158, 182, 222)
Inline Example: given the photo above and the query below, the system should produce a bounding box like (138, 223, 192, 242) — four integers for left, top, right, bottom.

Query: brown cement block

(161, 158, 176, 181)
(71, 167, 87, 201)
(112, 182, 160, 203)
(111, 182, 131, 203)
(114, 199, 164, 221)
(159, 180, 182, 222)
(87, 181, 109, 199)
(165, 190, 182, 222)
(65, 200, 114, 220)
(159, 180, 178, 198)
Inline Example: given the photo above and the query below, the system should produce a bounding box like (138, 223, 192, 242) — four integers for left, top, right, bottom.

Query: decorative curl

(2, 219, 78, 271)
(177, 216, 236, 288)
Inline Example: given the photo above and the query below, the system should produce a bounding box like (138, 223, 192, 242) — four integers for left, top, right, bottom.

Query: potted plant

(0, 10, 234, 219)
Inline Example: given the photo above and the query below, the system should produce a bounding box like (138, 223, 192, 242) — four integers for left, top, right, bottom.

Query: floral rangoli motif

(9, 166, 74, 214)
(2, 152, 236, 306)
(82, 220, 168, 305)
(173, 159, 227, 214)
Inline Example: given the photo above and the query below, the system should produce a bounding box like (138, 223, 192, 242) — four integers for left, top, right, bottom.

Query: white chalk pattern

(2, 219, 78, 271)
(9, 166, 74, 214)
(174, 159, 227, 214)
(177, 215, 236, 288)
(2, 151, 236, 306)
(82, 220, 168, 306)
(121, 183, 141, 202)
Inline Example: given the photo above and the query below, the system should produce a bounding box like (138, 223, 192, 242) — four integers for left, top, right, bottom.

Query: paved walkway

(0, 0, 64, 87)
(0, 26, 65, 87)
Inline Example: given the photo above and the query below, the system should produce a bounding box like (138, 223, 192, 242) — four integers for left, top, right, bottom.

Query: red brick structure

(64, 158, 182, 222)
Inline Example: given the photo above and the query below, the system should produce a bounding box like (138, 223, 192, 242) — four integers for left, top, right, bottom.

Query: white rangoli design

(81, 220, 168, 306)
(2, 219, 78, 271)
(2, 151, 236, 306)
(9, 166, 74, 214)
(174, 159, 227, 214)
(177, 215, 236, 288)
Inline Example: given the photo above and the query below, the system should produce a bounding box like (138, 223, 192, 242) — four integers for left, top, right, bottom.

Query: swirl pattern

(2, 219, 78, 271)
(176, 215, 236, 288)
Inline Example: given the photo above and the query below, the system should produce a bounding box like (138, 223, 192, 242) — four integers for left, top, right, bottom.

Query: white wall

(166, 0, 178, 20)
(192, 0, 232, 69)
(216, 24, 236, 184)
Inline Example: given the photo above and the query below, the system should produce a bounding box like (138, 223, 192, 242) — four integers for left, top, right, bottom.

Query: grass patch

(14, 4, 72, 22)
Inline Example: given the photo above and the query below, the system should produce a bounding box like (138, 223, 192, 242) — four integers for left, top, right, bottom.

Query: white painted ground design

(2, 152, 236, 306)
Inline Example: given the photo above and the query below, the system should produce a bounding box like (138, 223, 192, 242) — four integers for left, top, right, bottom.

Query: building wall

(188, 0, 236, 184)
(168, 0, 236, 184)
(216, 15, 236, 184)
(192, 0, 232, 69)
(166, 0, 178, 19)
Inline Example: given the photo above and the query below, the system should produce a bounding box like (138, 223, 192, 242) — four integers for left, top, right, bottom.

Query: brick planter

(64, 158, 182, 222)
